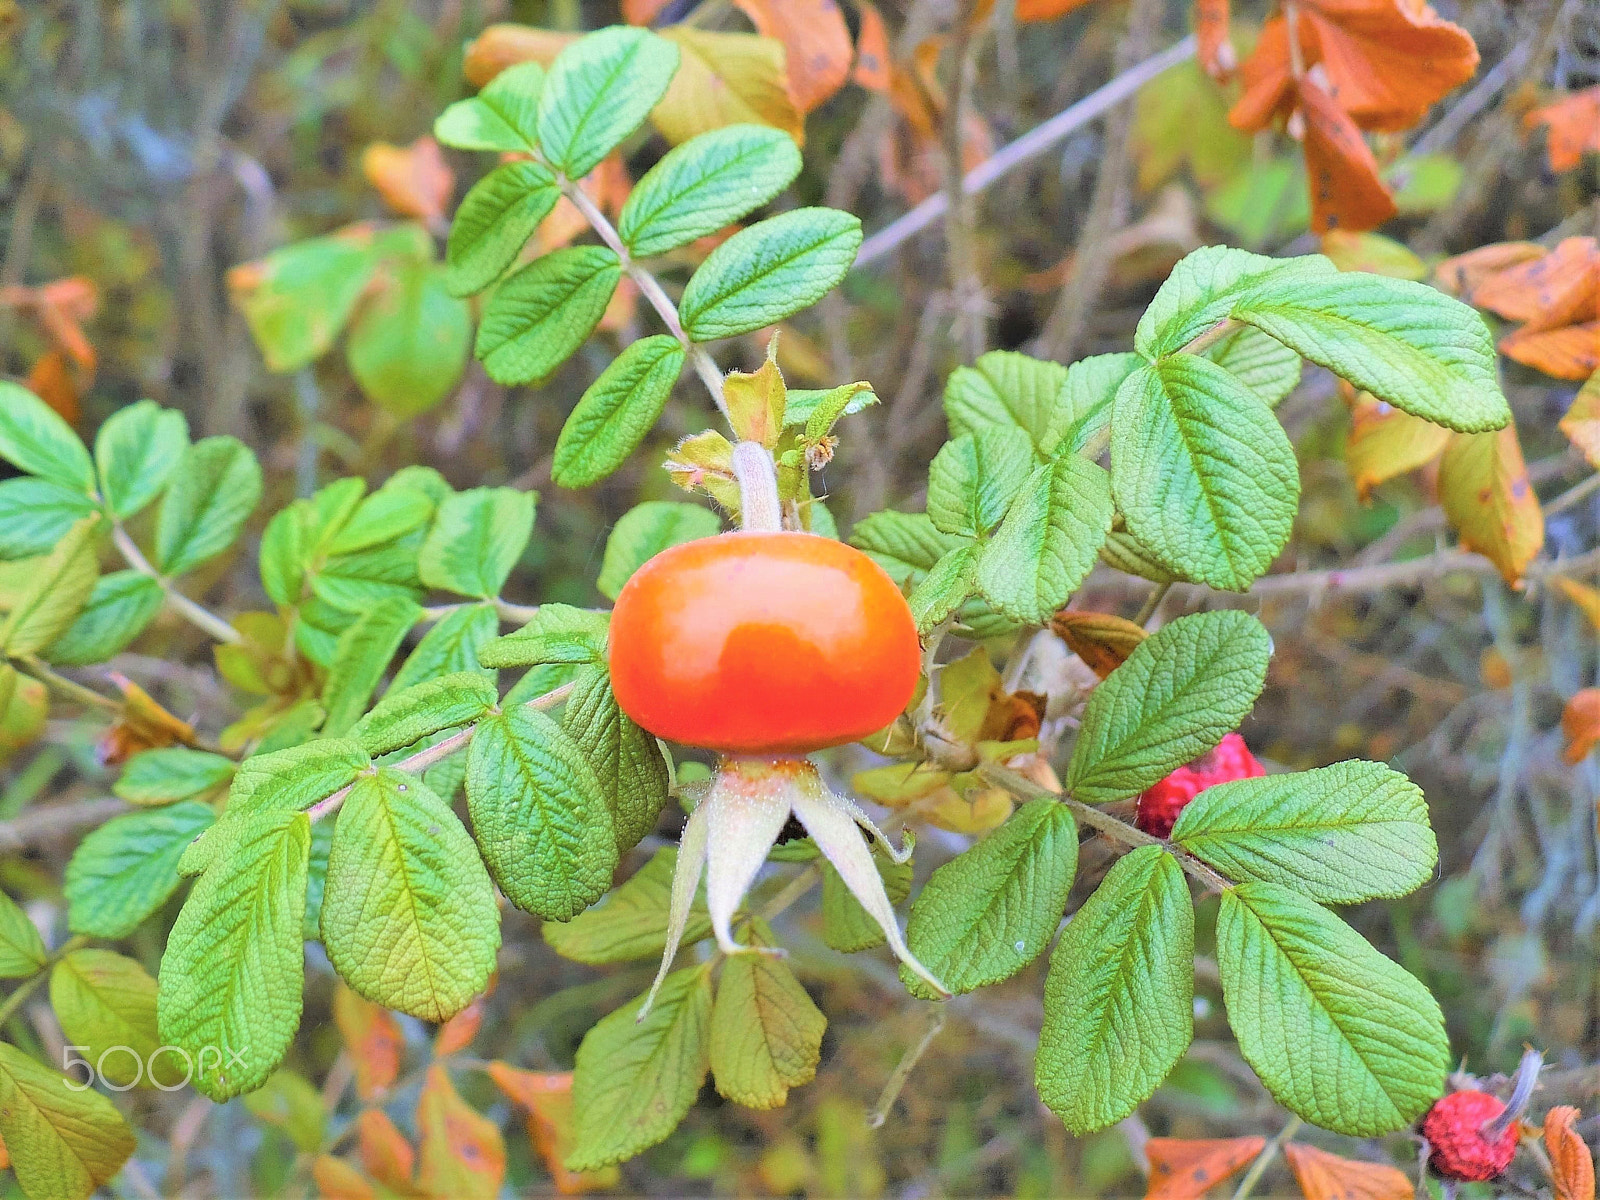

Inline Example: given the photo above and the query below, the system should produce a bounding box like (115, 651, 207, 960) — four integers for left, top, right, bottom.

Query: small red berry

(1421, 1089, 1520, 1181)
(1135, 732, 1265, 837)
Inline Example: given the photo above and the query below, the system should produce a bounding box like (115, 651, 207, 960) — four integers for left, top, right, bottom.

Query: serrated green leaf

(785, 385, 877, 431)
(848, 510, 965, 587)
(49, 949, 168, 1087)
(619, 123, 801, 258)
(568, 966, 712, 1171)
(114, 747, 234, 805)
(1216, 881, 1449, 1135)
(321, 770, 499, 1022)
(43, 571, 163, 667)
(467, 705, 617, 919)
(0, 478, 99, 560)
(553, 335, 686, 488)
(1203, 325, 1300, 408)
(419, 486, 535, 599)
(0, 1041, 135, 1200)
(679, 208, 861, 341)
(154, 437, 262, 577)
(479, 603, 606, 669)
(1172, 761, 1437, 903)
(303, 819, 333, 943)
(231, 232, 379, 373)
(903, 798, 1078, 999)
(65, 803, 215, 938)
(352, 672, 496, 756)
(561, 668, 669, 853)
(820, 847, 912, 953)
(943, 350, 1068, 456)
(445, 161, 561, 297)
(94, 400, 190, 519)
(158, 808, 310, 1100)
(928, 428, 1035, 539)
(1058, 352, 1142, 456)
(539, 27, 679, 179)
(544, 846, 712, 964)
(347, 261, 471, 417)
(0, 515, 100, 657)
(1036, 845, 1193, 1134)
(0, 382, 93, 492)
(710, 917, 824, 1109)
(976, 455, 1112, 624)
(312, 538, 427, 616)
(1136, 245, 1334, 357)
(1111, 357, 1299, 591)
(908, 542, 979, 634)
(0, 887, 46, 978)
(1100, 527, 1177, 583)
(391, 603, 499, 692)
(476, 245, 621, 385)
(326, 485, 433, 556)
(1066, 610, 1270, 804)
(320, 596, 423, 737)
(597, 501, 720, 600)
(433, 61, 543, 153)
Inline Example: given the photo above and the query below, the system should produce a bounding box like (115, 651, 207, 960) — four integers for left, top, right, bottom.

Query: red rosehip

(1421, 1090, 1520, 1181)
(1134, 732, 1265, 837)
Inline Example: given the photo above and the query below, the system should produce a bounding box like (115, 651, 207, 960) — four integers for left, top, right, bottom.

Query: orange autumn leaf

(1560, 372, 1600, 468)
(1545, 1106, 1597, 1200)
(463, 25, 577, 87)
(97, 673, 197, 767)
(1146, 1136, 1266, 1200)
(1284, 1142, 1412, 1200)
(356, 1109, 415, 1191)
(538, 154, 631, 253)
(733, 0, 853, 113)
(1016, 0, 1098, 19)
(312, 1155, 376, 1200)
(1297, 73, 1398, 232)
(1195, 0, 1238, 80)
(1565, 689, 1600, 765)
(1525, 87, 1600, 173)
(488, 1063, 619, 1194)
(1437, 422, 1545, 586)
(361, 136, 453, 224)
(0, 1130, 8, 1169)
(1435, 241, 1547, 298)
(852, 2, 891, 92)
(27, 351, 79, 425)
(1050, 610, 1148, 679)
(434, 994, 485, 1058)
(416, 1065, 505, 1200)
(622, 0, 672, 23)
(333, 985, 403, 1100)
(1499, 322, 1600, 382)
(1345, 388, 1451, 499)
(880, 38, 993, 204)
(1454, 238, 1600, 382)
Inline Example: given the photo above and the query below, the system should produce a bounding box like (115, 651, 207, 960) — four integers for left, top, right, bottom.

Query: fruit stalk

(730, 440, 783, 533)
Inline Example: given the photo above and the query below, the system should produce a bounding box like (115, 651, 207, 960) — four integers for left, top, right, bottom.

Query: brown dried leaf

(1545, 1106, 1597, 1200)
(1051, 610, 1149, 679)
(1298, 75, 1397, 234)
(852, 2, 891, 91)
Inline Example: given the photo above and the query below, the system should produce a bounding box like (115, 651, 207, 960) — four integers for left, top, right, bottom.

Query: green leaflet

(433, 61, 543, 154)
(466, 705, 617, 920)
(976, 455, 1112, 625)
(568, 965, 712, 1171)
(231, 232, 379, 373)
(943, 350, 1069, 457)
(908, 543, 979, 634)
(480, 603, 607, 670)
(0, 477, 98, 559)
(0, 382, 93, 492)
(352, 672, 497, 757)
(114, 747, 234, 805)
(927, 428, 1035, 539)
(241, 1071, 326, 1154)
(1203, 325, 1300, 408)
(476, 245, 621, 385)
(0, 514, 100, 657)
(154, 436, 263, 577)
(820, 848, 912, 953)
(158, 808, 311, 1101)
(49, 949, 168, 1088)
(1065, 610, 1270, 804)
(618, 124, 802, 258)
(391, 602, 499, 691)
(65, 803, 216, 938)
(44, 571, 163, 666)
(678, 208, 861, 341)
(445, 161, 560, 297)
(710, 918, 825, 1110)
(553, 335, 686, 488)
(1100, 527, 1176, 584)
(321, 770, 499, 1022)
(561, 667, 670, 854)
(303, 819, 334, 943)
(0, 887, 46, 978)
(94, 399, 189, 518)
(849, 510, 966, 588)
(346, 260, 471, 417)
(0, 1041, 135, 1200)
(1110, 356, 1299, 591)
(597, 501, 721, 600)
(419, 486, 535, 599)
(538, 27, 680, 179)
(1173, 761, 1437, 903)
(1036, 846, 1194, 1134)
(1217, 882, 1449, 1135)
(1058, 352, 1142, 456)
(902, 798, 1078, 999)
(1136, 245, 1334, 357)
(320, 596, 424, 737)
(784, 385, 877, 430)
(544, 846, 712, 964)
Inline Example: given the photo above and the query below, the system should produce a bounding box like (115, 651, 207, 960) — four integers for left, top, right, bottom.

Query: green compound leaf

(114, 747, 234, 806)
(0, 477, 99, 560)
(538, 27, 680, 180)
(0, 887, 46, 978)
(0, 514, 100, 657)
(1216, 881, 1450, 1135)
(562, 668, 670, 854)
(445, 161, 561, 297)
(479, 603, 607, 670)
(391, 602, 500, 691)
(568, 965, 712, 1171)
(553, 335, 686, 489)
(154, 436, 263, 577)
(466, 705, 617, 920)
(352, 671, 497, 757)
(347, 261, 471, 418)
(544, 846, 712, 964)
(1036, 846, 1194, 1134)
(476, 245, 620, 385)
(1110, 356, 1299, 591)
(976, 455, 1112, 625)
(1057, 352, 1143, 456)
(598, 501, 721, 600)
(849, 510, 966, 587)
(1066, 610, 1271, 804)
(44, 571, 164, 667)
(927, 428, 1035, 539)
(49, 948, 167, 1088)
(419, 486, 535, 599)
(0, 382, 93, 492)
(0, 1041, 135, 1200)
(158, 808, 311, 1101)
(434, 61, 544, 154)
(322, 769, 499, 1022)
(678, 208, 861, 341)
(1203, 325, 1301, 408)
(903, 797, 1078, 999)
(320, 596, 424, 737)
(619, 123, 802, 259)
(908, 542, 979, 635)
(710, 918, 825, 1110)
(1136, 245, 1334, 357)
(94, 399, 190, 519)
(943, 350, 1068, 457)
(64, 803, 215, 938)
(1173, 761, 1437, 903)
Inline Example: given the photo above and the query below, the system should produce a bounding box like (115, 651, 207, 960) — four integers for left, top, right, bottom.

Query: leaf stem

(1229, 1114, 1301, 1200)
(17, 655, 120, 712)
(0, 934, 88, 1028)
(1133, 581, 1172, 627)
(111, 522, 244, 645)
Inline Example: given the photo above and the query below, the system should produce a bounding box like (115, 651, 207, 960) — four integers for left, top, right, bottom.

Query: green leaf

(553, 335, 686, 488)
(927, 428, 1035, 538)
(445, 161, 561, 297)
(479, 603, 607, 669)
(1216, 881, 1449, 1135)
(561, 668, 670, 853)
(158, 808, 311, 1100)
(784, 385, 877, 430)
(0, 478, 99, 560)
(391, 602, 499, 691)
(1203, 325, 1300, 408)
(1036, 846, 1194, 1134)
(1136, 245, 1333, 357)
(0, 1041, 135, 1200)
(322, 769, 499, 1022)
(43, 571, 163, 667)
(241, 1070, 326, 1154)
(539, 26, 680, 179)
(64, 803, 215, 938)
(943, 351, 1069, 457)
(114, 747, 234, 805)
(1058, 352, 1142, 456)
(320, 596, 423, 737)
(0, 515, 100, 657)
(466, 705, 617, 920)
(902, 798, 1078, 999)
(1110, 356, 1299, 591)
(0, 382, 93, 492)
(849, 510, 965, 587)
(347, 261, 471, 417)
(94, 400, 190, 519)
(0, 887, 46, 978)
(154, 436, 263, 577)
(976, 455, 1112, 624)
(49, 949, 168, 1088)
(618, 124, 801, 258)
(303, 819, 333, 943)
(419, 486, 535, 599)
(678, 208, 861, 341)
(908, 543, 979, 634)
(433, 61, 544, 153)
(230, 232, 379, 372)
(1172, 761, 1437, 904)
(710, 917, 824, 1109)
(476, 245, 621, 385)
(568, 966, 712, 1171)
(327, 485, 433, 556)
(597, 501, 721, 600)
(821, 847, 912, 953)
(543, 846, 712, 964)
(353, 671, 496, 756)
(1065, 610, 1271, 804)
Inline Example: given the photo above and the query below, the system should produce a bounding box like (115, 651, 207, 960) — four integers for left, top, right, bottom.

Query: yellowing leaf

(1556, 579, 1600, 632)
(1437, 423, 1544, 585)
(1283, 1142, 1412, 1200)
(416, 1065, 505, 1200)
(1564, 689, 1600, 765)
(723, 355, 787, 448)
(653, 27, 804, 147)
(434, 993, 486, 1058)
(852, 3, 891, 91)
(732, 0, 852, 113)
(462, 25, 576, 87)
(0, 1043, 136, 1200)
(1145, 1136, 1264, 1200)
(1559, 372, 1600, 467)
(312, 1155, 375, 1200)
(333, 984, 404, 1100)
(1345, 391, 1450, 500)
(488, 1064, 620, 1195)
(361, 137, 454, 223)
(357, 1109, 415, 1191)
(1050, 610, 1148, 679)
